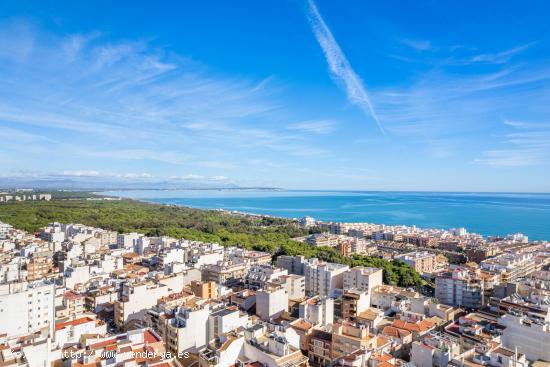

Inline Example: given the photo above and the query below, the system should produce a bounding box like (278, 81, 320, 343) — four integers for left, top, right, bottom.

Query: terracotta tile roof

(144, 329, 161, 343)
(371, 353, 393, 363)
(90, 338, 117, 350)
(290, 319, 313, 331)
(392, 319, 434, 333)
(64, 291, 83, 300)
(382, 326, 411, 339)
(55, 317, 94, 331)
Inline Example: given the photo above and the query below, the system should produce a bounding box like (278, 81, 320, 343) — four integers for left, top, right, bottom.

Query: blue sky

(1, 1, 549, 191)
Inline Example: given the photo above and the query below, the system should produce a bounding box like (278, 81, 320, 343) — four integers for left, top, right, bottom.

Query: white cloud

(469, 43, 533, 64)
(60, 170, 102, 177)
(401, 39, 433, 52)
(474, 120, 550, 167)
(169, 174, 229, 181)
(0, 21, 334, 170)
(287, 120, 337, 134)
(305, 0, 383, 132)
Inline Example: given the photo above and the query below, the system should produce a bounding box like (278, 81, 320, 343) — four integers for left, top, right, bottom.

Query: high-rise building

(0, 280, 55, 337)
(304, 259, 349, 297)
(343, 267, 383, 293)
(435, 268, 484, 309)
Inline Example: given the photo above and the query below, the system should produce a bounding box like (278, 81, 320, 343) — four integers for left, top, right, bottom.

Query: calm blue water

(100, 190, 550, 241)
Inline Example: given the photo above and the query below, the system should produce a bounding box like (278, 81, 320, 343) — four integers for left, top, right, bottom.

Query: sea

(100, 190, 550, 241)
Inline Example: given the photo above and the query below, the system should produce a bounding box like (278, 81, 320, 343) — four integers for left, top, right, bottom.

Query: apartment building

(0, 280, 55, 337)
(343, 266, 383, 293)
(341, 289, 371, 321)
(146, 291, 197, 342)
(331, 321, 378, 359)
(208, 306, 249, 340)
(26, 251, 55, 281)
(411, 332, 462, 367)
(56, 290, 85, 318)
(166, 303, 211, 354)
(304, 259, 349, 297)
(0, 222, 13, 238)
(243, 324, 309, 367)
(245, 264, 288, 290)
(396, 251, 437, 274)
(308, 327, 333, 366)
(299, 296, 334, 326)
(277, 255, 306, 276)
(256, 285, 289, 321)
(53, 315, 106, 348)
(191, 280, 218, 299)
(113, 233, 137, 252)
(202, 260, 247, 287)
(497, 296, 550, 362)
(199, 331, 245, 367)
(114, 281, 171, 330)
(481, 252, 536, 282)
(273, 274, 306, 301)
(435, 268, 485, 309)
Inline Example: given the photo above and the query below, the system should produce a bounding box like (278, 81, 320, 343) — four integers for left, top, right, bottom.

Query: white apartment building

(256, 286, 288, 321)
(245, 264, 288, 290)
(276, 255, 306, 275)
(166, 303, 211, 354)
(498, 310, 550, 362)
(481, 252, 536, 282)
(114, 282, 171, 329)
(304, 259, 349, 297)
(299, 296, 334, 326)
(53, 315, 107, 348)
(208, 306, 249, 340)
(411, 332, 461, 367)
(435, 268, 484, 309)
(40, 226, 65, 243)
(0, 280, 55, 337)
(135, 236, 150, 254)
(343, 266, 383, 292)
(116, 232, 142, 250)
(273, 274, 306, 301)
(0, 222, 13, 238)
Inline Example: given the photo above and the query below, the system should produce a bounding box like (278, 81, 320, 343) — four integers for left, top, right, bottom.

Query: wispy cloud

(474, 120, 550, 167)
(286, 120, 337, 134)
(468, 43, 533, 64)
(169, 174, 229, 182)
(0, 20, 334, 175)
(375, 63, 550, 136)
(1, 170, 230, 183)
(400, 39, 433, 52)
(305, 0, 383, 133)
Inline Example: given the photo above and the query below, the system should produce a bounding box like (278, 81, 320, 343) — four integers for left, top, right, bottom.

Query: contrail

(306, 0, 384, 133)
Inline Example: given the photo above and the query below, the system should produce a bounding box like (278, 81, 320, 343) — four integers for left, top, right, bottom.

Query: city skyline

(1, 1, 550, 192)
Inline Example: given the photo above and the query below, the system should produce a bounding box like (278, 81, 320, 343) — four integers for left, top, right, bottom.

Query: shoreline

(104, 192, 550, 243)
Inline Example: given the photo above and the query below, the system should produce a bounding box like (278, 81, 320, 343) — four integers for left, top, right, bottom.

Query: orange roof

(291, 319, 313, 331)
(382, 326, 411, 339)
(55, 317, 94, 331)
(144, 329, 160, 343)
(64, 291, 83, 300)
(90, 338, 117, 350)
(392, 319, 434, 333)
(371, 353, 393, 363)
(377, 336, 391, 348)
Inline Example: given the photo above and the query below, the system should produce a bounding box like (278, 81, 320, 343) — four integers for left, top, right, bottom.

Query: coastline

(99, 190, 550, 242)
